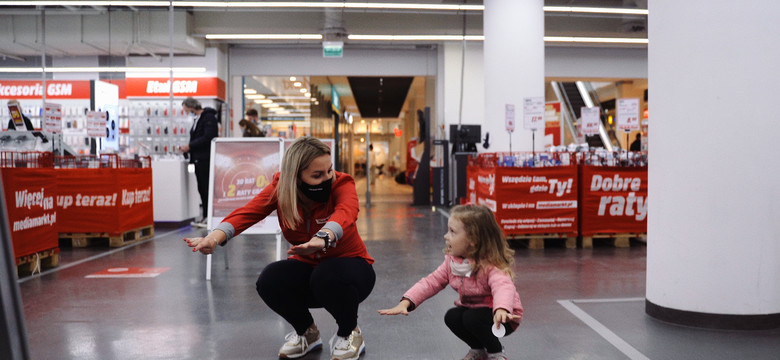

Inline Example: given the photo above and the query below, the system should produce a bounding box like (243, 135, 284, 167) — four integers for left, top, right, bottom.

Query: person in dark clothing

(6, 100, 34, 131)
(238, 118, 263, 137)
(629, 133, 642, 152)
(179, 97, 219, 227)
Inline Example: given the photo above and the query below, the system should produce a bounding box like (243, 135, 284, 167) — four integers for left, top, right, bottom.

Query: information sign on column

(86, 111, 107, 137)
(581, 106, 601, 135)
(43, 103, 63, 134)
(617, 98, 640, 132)
(505, 104, 515, 132)
(523, 97, 545, 131)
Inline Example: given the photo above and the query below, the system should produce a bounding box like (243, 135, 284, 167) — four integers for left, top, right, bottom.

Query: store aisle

(17, 203, 780, 359)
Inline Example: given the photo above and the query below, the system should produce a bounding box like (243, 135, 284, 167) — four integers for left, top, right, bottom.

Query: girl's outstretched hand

(493, 308, 520, 328)
(378, 299, 411, 316)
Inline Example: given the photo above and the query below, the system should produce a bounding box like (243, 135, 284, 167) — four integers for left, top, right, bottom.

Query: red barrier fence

(1, 152, 153, 261)
(466, 151, 648, 239)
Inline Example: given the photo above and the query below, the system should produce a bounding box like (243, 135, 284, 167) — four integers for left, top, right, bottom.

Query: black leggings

(444, 306, 516, 353)
(256, 257, 376, 337)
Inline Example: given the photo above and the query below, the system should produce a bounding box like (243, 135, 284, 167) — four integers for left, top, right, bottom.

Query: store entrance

(235, 75, 430, 206)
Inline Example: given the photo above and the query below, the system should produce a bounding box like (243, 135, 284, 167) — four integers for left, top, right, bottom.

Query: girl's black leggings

(444, 306, 516, 353)
(256, 257, 376, 337)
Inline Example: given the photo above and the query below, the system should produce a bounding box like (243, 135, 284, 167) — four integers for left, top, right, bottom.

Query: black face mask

(299, 177, 333, 203)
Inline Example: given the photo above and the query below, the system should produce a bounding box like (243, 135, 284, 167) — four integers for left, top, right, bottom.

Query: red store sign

(125, 77, 225, 100)
(0, 80, 91, 99)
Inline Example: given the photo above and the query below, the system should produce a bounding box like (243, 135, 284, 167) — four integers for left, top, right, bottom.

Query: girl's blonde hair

(449, 204, 515, 277)
(276, 137, 331, 230)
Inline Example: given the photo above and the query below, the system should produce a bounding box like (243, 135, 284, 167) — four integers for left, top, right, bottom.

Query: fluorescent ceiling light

(205, 34, 322, 40)
(544, 6, 648, 16)
(243, 88, 257, 94)
(289, 76, 297, 81)
(544, 36, 648, 44)
(262, 103, 281, 108)
(0, 66, 206, 73)
(293, 81, 302, 87)
(2, 2, 647, 16)
(299, 88, 308, 93)
(269, 96, 311, 100)
(253, 99, 273, 104)
(348, 35, 484, 41)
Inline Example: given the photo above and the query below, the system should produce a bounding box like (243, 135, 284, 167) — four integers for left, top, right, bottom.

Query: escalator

(552, 81, 614, 151)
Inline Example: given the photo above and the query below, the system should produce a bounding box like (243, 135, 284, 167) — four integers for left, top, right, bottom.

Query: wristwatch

(315, 230, 332, 251)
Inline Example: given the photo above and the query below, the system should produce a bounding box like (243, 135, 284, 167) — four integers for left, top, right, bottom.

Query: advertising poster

(8, 103, 25, 129)
(544, 102, 561, 147)
(617, 98, 640, 132)
(580, 166, 648, 235)
(86, 111, 107, 138)
(1, 168, 58, 258)
(43, 102, 63, 134)
(209, 138, 283, 234)
(581, 106, 601, 136)
(491, 166, 578, 235)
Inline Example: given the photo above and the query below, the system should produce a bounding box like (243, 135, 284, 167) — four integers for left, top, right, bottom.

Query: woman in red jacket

(185, 137, 375, 360)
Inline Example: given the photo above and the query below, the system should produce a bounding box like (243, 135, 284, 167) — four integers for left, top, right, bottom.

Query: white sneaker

(190, 218, 207, 228)
(279, 327, 322, 359)
(329, 328, 365, 360)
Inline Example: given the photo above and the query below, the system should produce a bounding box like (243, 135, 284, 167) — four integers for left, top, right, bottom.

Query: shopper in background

(6, 99, 35, 131)
(379, 204, 523, 360)
(179, 97, 218, 227)
(630, 133, 642, 152)
(245, 108, 267, 136)
(238, 118, 263, 137)
(184, 137, 375, 360)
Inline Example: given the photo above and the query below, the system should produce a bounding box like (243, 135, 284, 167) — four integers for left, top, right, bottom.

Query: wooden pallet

(508, 234, 577, 249)
(60, 225, 155, 248)
(581, 233, 645, 248)
(16, 247, 59, 277)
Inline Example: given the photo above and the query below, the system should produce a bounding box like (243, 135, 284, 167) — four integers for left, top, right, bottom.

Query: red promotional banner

(491, 166, 578, 235)
(125, 77, 226, 100)
(56, 168, 153, 235)
(0, 80, 91, 99)
(1, 168, 58, 258)
(579, 166, 647, 235)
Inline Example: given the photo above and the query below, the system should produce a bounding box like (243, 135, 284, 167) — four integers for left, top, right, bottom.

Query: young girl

(379, 204, 523, 360)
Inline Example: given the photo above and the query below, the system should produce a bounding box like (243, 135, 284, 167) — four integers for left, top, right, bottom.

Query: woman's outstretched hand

(378, 299, 411, 316)
(184, 236, 217, 255)
(287, 237, 326, 256)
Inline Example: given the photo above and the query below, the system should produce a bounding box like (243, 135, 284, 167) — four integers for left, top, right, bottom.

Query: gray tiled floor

(16, 177, 780, 359)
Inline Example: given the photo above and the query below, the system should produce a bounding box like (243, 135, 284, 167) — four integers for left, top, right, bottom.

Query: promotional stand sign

(43, 103, 63, 134)
(523, 96, 545, 156)
(581, 106, 601, 136)
(617, 98, 640, 132)
(205, 137, 284, 280)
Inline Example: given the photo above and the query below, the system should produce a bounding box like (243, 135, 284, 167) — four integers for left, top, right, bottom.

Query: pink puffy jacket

(403, 254, 524, 330)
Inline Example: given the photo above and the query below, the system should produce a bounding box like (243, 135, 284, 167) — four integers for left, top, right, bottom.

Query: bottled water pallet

(581, 233, 645, 248)
(59, 225, 155, 248)
(507, 234, 577, 249)
(15, 247, 59, 277)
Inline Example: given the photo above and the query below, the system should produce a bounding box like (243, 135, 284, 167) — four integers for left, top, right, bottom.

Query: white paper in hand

(492, 323, 506, 338)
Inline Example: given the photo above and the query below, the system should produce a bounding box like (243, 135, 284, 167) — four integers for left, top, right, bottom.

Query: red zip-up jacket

(216, 171, 374, 266)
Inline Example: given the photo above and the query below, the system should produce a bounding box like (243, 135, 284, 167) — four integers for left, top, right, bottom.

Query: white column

(646, 1, 780, 329)
(483, 0, 544, 152)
